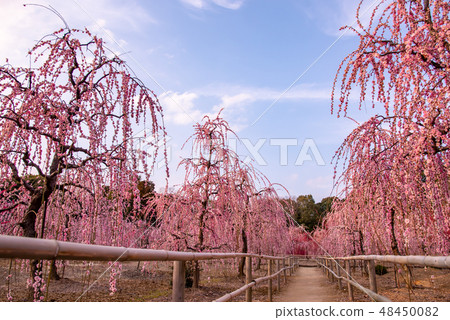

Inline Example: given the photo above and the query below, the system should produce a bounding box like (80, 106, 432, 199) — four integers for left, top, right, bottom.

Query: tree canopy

(316, 0, 450, 256)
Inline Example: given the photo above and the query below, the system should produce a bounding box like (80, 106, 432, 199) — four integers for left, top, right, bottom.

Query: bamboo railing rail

(0, 235, 297, 302)
(328, 255, 450, 269)
(0, 235, 286, 261)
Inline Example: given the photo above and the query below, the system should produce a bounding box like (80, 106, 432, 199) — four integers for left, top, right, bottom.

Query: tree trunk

(20, 171, 58, 300)
(20, 192, 42, 300)
(238, 229, 248, 277)
(49, 260, 61, 280)
(390, 208, 412, 290)
(357, 230, 368, 275)
(255, 257, 261, 271)
(20, 192, 43, 238)
(194, 208, 206, 288)
(192, 261, 200, 288)
(389, 208, 401, 256)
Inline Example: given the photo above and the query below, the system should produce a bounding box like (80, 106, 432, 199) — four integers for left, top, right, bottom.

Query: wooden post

(246, 256, 252, 302)
(346, 260, 354, 301)
(172, 260, 185, 302)
(289, 257, 292, 276)
(329, 260, 335, 282)
(367, 259, 378, 293)
(283, 258, 287, 284)
(277, 259, 281, 291)
(336, 260, 342, 289)
(325, 259, 330, 280)
(268, 259, 273, 302)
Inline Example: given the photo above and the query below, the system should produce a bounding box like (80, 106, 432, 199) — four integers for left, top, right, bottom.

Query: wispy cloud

(306, 175, 334, 191)
(0, 0, 156, 66)
(301, 0, 386, 37)
(180, 0, 244, 10)
(159, 91, 202, 125)
(159, 84, 332, 130)
(212, 0, 244, 10)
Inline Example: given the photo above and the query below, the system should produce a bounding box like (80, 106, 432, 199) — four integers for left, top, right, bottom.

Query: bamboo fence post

(289, 257, 292, 276)
(325, 259, 330, 280)
(283, 258, 287, 284)
(336, 260, 342, 289)
(330, 259, 335, 282)
(346, 260, 354, 301)
(361, 260, 366, 276)
(277, 259, 281, 291)
(246, 256, 252, 302)
(172, 260, 186, 302)
(367, 259, 378, 294)
(268, 259, 273, 302)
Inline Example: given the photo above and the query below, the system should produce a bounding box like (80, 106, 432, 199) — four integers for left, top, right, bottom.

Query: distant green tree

(294, 195, 318, 232)
(292, 195, 337, 232)
(317, 196, 338, 221)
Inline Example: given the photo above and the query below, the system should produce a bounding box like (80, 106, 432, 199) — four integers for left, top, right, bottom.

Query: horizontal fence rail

(0, 235, 285, 262)
(0, 235, 299, 302)
(331, 255, 450, 269)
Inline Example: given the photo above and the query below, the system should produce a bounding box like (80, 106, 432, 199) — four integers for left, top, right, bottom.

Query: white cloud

(306, 175, 334, 190)
(0, 2, 60, 66)
(210, 84, 331, 117)
(212, 0, 244, 10)
(159, 91, 203, 125)
(302, 0, 388, 37)
(181, 0, 205, 9)
(157, 83, 332, 130)
(0, 0, 156, 66)
(180, 0, 244, 10)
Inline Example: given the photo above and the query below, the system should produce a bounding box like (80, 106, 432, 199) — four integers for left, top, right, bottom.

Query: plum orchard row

(0, 27, 302, 300)
(312, 0, 450, 259)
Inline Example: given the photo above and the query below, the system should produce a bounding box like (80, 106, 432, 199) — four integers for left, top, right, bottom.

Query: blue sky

(0, 0, 380, 201)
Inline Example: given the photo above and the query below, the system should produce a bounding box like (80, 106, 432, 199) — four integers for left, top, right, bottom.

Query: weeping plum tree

(316, 0, 450, 256)
(152, 113, 294, 287)
(0, 28, 166, 299)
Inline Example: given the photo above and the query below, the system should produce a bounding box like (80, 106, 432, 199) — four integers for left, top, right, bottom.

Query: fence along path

(0, 234, 299, 302)
(317, 255, 450, 302)
(2, 235, 448, 302)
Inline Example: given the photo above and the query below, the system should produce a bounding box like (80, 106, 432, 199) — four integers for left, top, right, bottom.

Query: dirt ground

(0, 259, 448, 302)
(0, 258, 291, 302)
